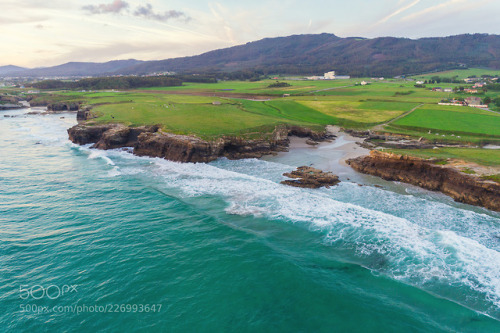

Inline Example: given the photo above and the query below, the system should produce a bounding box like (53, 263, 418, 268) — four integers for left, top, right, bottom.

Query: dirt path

(372, 103, 424, 132)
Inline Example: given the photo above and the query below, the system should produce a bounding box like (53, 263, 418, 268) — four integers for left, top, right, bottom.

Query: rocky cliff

(68, 123, 329, 163)
(347, 151, 500, 211)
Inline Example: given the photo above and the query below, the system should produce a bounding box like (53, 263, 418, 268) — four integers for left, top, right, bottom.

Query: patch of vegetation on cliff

(481, 174, 500, 184)
(386, 148, 500, 167)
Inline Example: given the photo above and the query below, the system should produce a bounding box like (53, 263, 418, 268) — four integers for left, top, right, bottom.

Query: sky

(1, 0, 499, 67)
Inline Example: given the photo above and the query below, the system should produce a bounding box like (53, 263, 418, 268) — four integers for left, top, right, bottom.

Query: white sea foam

(12, 127, 31, 132)
(46, 133, 500, 314)
(107, 167, 122, 177)
(88, 150, 115, 166)
(133, 155, 500, 311)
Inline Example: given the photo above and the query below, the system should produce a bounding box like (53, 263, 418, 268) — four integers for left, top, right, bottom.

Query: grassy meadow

(391, 105, 500, 137)
(387, 148, 500, 167)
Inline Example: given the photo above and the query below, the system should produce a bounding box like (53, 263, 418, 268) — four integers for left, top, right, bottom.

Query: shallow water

(1, 109, 500, 332)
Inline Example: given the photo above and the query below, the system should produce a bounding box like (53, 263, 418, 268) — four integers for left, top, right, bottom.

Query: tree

(483, 96, 492, 105)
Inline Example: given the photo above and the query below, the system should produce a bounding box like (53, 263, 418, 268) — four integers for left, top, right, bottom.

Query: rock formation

(67, 123, 330, 163)
(47, 101, 81, 111)
(347, 151, 500, 211)
(281, 166, 340, 188)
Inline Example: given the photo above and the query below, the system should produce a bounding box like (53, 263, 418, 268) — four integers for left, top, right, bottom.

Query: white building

(324, 71, 336, 80)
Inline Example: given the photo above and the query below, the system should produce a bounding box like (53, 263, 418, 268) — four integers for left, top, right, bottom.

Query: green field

(79, 94, 334, 138)
(139, 79, 360, 96)
(391, 105, 500, 137)
(297, 99, 419, 124)
(387, 148, 500, 167)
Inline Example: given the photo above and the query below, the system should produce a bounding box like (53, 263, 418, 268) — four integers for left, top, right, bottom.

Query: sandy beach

(262, 126, 371, 183)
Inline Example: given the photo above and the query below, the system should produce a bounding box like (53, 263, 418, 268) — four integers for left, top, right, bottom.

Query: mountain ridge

(0, 65, 27, 76)
(3, 33, 500, 78)
(3, 59, 143, 78)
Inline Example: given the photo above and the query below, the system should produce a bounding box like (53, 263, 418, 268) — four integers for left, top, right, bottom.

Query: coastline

(67, 122, 332, 163)
(66, 117, 499, 212)
(347, 151, 500, 212)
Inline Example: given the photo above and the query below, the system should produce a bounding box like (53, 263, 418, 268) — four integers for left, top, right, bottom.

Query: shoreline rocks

(0, 104, 24, 110)
(347, 151, 500, 211)
(281, 166, 340, 188)
(343, 128, 479, 149)
(67, 123, 332, 163)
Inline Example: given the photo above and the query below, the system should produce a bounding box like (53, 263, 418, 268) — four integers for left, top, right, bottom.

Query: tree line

(30, 76, 188, 90)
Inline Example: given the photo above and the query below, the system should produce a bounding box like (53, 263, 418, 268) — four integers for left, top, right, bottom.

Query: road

(372, 103, 424, 132)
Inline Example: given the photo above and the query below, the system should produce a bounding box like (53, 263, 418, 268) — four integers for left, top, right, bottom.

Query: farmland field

(296, 99, 420, 124)
(392, 105, 500, 137)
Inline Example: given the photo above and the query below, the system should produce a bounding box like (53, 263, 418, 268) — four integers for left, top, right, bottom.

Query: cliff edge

(68, 123, 330, 163)
(347, 151, 500, 211)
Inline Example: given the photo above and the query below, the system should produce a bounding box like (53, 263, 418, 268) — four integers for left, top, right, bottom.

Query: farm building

(465, 97, 482, 106)
(324, 71, 336, 80)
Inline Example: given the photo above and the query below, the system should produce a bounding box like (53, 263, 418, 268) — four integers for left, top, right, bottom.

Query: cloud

(401, 0, 464, 21)
(82, 0, 129, 15)
(378, 0, 421, 24)
(133, 4, 190, 22)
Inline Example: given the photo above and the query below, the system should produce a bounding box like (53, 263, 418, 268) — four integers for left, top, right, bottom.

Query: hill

(3, 33, 500, 77)
(0, 65, 27, 76)
(119, 33, 500, 77)
(5, 60, 143, 78)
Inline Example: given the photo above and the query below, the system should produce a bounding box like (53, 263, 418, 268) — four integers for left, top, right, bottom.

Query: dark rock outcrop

(68, 124, 160, 148)
(0, 95, 23, 104)
(288, 126, 326, 141)
(47, 101, 81, 111)
(281, 166, 340, 188)
(68, 124, 119, 145)
(77, 108, 90, 120)
(347, 151, 500, 211)
(67, 123, 329, 163)
(94, 125, 160, 150)
(134, 132, 225, 162)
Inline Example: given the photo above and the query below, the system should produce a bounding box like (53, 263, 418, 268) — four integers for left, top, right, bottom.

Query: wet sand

(262, 126, 371, 182)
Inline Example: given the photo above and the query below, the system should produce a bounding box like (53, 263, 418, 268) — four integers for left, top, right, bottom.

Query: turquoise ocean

(1, 108, 500, 332)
